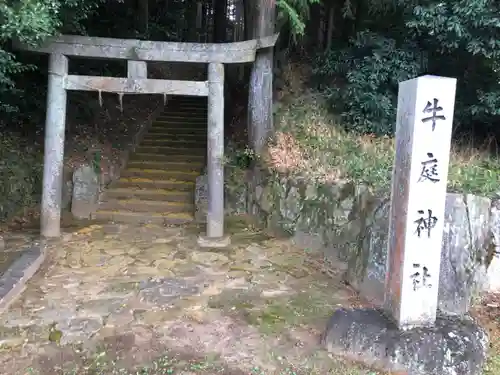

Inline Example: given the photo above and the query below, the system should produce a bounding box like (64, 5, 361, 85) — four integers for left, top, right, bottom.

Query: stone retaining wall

(197, 166, 500, 315)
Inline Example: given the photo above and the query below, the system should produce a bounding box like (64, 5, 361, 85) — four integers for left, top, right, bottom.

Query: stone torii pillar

(41, 53, 68, 238)
(197, 62, 230, 248)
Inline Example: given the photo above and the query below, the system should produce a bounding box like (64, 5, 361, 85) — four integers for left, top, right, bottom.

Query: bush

(312, 1, 500, 137)
(313, 31, 425, 135)
(0, 134, 43, 222)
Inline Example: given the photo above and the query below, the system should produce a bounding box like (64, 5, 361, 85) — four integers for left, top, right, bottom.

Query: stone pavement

(0, 219, 373, 375)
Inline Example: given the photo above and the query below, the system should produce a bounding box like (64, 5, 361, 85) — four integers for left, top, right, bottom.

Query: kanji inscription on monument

(422, 98, 446, 131)
(414, 209, 438, 238)
(384, 75, 457, 330)
(418, 152, 440, 183)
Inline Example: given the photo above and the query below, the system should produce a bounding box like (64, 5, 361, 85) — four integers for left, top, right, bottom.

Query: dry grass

(267, 64, 500, 196)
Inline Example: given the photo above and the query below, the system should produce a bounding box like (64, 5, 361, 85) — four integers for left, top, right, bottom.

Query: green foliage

(0, 0, 103, 113)
(277, 0, 320, 37)
(313, 0, 500, 136)
(0, 134, 43, 221)
(314, 31, 425, 134)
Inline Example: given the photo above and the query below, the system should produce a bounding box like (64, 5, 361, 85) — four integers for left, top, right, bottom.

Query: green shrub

(0, 134, 43, 222)
(313, 31, 425, 135)
(312, 0, 500, 136)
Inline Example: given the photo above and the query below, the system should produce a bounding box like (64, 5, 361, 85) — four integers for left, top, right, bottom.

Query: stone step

(167, 97, 206, 103)
(157, 112, 207, 118)
(167, 99, 207, 105)
(115, 177, 195, 191)
(152, 121, 207, 128)
(130, 153, 205, 163)
(135, 146, 206, 156)
(126, 160, 204, 171)
(145, 131, 206, 139)
(157, 112, 207, 117)
(93, 210, 193, 225)
(156, 115, 207, 121)
(141, 136, 206, 144)
(142, 131, 206, 139)
(120, 168, 199, 181)
(139, 139, 206, 148)
(136, 142, 207, 155)
(162, 106, 208, 113)
(153, 121, 206, 127)
(105, 187, 193, 202)
(164, 98, 206, 104)
(148, 125, 206, 133)
(147, 127, 206, 135)
(163, 106, 207, 113)
(99, 198, 193, 213)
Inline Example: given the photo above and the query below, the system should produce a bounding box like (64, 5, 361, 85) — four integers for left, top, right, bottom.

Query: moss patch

(244, 292, 336, 335)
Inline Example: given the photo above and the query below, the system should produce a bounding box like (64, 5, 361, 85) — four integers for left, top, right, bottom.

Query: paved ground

(0, 218, 378, 375)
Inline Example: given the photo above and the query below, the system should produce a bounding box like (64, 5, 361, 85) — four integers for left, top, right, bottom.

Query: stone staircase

(93, 96, 207, 225)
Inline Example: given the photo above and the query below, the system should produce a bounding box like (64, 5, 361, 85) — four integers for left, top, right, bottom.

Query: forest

(1, 0, 500, 223)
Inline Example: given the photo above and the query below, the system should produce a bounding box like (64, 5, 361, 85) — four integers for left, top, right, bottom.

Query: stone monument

(71, 164, 100, 220)
(321, 75, 488, 375)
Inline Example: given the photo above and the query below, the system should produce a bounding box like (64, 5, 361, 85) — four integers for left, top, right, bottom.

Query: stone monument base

(197, 235, 231, 249)
(321, 308, 488, 375)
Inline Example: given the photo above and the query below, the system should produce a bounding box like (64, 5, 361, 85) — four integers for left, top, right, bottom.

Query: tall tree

(138, 0, 149, 35)
(213, 0, 228, 42)
(248, 0, 276, 153)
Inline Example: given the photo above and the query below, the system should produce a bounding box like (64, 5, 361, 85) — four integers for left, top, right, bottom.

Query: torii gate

(16, 33, 278, 244)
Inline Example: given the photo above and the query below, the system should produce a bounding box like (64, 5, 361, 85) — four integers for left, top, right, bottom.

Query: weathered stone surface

(194, 173, 208, 223)
(0, 221, 436, 373)
(194, 169, 248, 223)
(486, 198, 500, 292)
(350, 198, 390, 306)
(77, 298, 128, 317)
(57, 317, 103, 345)
(196, 235, 231, 249)
(191, 251, 230, 266)
(241, 167, 500, 307)
(225, 166, 248, 215)
(71, 164, 100, 219)
(61, 166, 74, 211)
(0, 326, 25, 348)
(0, 244, 45, 315)
(322, 308, 488, 375)
(439, 194, 490, 316)
(138, 278, 199, 306)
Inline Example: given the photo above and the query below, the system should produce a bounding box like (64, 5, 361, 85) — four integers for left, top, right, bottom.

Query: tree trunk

(248, 0, 276, 154)
(317, 5, 325, 50)
(185, 0, 199, 41)
(307, 2, 321, 49)
(326, 3, 335, 50)
(243, 0, 254, 40)
(213, 0, 228, 43)
(138, 0, 149, 35)
(201, 1, 209, 42)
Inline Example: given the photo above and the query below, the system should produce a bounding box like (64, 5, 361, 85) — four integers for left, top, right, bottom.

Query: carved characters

(414, 209, 438, 238)
(410, 263, 432, 291)
(422, 98, 446, 131)
(418, 153, 440, 183)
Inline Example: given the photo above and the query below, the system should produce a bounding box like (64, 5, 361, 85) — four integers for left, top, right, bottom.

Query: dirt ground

(0, 217, 383, 375)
